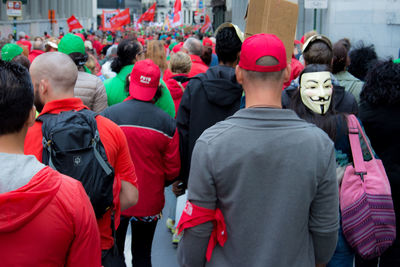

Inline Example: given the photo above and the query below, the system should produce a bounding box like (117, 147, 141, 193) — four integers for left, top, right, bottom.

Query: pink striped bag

(340, 115, 396, 259)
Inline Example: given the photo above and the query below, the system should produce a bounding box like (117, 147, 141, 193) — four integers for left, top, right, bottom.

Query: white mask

(300, 71, 333, 115)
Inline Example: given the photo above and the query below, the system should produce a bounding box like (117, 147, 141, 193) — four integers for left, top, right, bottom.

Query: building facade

(232, 0, 400, 59)
(0, 0, 97, 38)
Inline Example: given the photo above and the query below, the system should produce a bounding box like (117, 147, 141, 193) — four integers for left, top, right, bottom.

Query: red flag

(102, 10, 120, 31)
(200, 14, 211, 33)
(172, 0, 182, 27)
(67, 15, 83, 32)
(137, 3, 156, 24)
(110, 8, 131, 29)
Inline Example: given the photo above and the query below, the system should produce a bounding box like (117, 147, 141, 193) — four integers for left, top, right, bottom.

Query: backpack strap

(177, 81, 185, 92)
(92, 129, 113, 176)
(346, 114, 374, 181)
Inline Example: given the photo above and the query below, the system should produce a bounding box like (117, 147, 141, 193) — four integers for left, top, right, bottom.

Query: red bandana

(177, 201, 227, 261)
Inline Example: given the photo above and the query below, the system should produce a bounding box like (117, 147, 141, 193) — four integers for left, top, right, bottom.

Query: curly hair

(360, 59, 400, 106)
(348, 41, 378, 81)
(215, 26, 242, 64)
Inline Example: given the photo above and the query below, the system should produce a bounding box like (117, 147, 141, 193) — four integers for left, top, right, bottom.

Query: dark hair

(111, 38, 141, 73)
(340, 38, 351, 52)
(332, 40, 349, 74)
(11, 54, 31, 70)
(361, 59, 400, 106)
(215, 27, 242, 64)
(68, 52, 88, 67)
(0, 60, 34, 135)
(348, 41, 378, 81)
(200, 46, 212, 66)
(291, 64, 338, 141)
(303, 41, 333, 67)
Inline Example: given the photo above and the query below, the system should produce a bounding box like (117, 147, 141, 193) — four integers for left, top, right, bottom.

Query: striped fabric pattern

(341, 193, 396, 259)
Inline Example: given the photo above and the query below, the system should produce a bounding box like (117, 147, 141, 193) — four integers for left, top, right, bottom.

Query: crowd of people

(0, 22, 399, 267)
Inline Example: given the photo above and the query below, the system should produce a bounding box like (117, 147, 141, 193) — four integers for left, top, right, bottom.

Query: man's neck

(244, 85, 283, 109)
(0, 131, 26, 155)
(45, 91, 75, 104)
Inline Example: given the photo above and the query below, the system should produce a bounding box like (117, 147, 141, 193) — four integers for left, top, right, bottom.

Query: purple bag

(340, 114, 396, 259)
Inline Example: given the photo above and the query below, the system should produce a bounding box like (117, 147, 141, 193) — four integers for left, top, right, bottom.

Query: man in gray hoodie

(177, 33, 339, 267)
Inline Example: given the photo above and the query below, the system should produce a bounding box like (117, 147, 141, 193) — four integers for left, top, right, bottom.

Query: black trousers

(116, 216, 158, 267)
(355, 238, 400, 267)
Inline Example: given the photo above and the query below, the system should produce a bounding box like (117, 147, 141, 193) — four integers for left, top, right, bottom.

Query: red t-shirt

(24, 98, 138, 250)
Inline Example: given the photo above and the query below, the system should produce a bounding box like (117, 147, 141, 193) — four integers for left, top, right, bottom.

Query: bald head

(33, 40, 44, 51)
(30, 52, 78, 95)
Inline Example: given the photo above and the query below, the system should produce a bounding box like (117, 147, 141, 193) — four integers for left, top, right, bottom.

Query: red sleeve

(96, 116, 138, 229)
(96, 116, 138, 188)
(163, 129, 181, 181)
(66, 180, 102, 267)
(114, 124, 138, 187)
(24, 121, 44, 162)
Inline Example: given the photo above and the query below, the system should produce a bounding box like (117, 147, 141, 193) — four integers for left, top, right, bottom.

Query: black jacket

(282, 80, 359, 115)
(359, 101, 400, 231)
(176, 65, 243, 185)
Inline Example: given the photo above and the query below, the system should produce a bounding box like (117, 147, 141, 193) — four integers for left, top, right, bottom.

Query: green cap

(58, 33, 86, 55)
(106, 35, 113, 43)
(1, 43, 23, 61)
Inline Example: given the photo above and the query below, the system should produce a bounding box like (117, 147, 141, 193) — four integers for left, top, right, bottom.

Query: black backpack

(37, 109, 115, 219)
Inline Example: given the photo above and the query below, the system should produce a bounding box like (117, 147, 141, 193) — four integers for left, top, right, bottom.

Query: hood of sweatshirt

(166, 74, 190, 101)
(200, 65, 243, 106)
(0, 167, 61, 232)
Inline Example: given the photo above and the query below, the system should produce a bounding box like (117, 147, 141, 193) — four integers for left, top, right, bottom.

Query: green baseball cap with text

(58, 33, 86, 55)
(1, 43, 23, 61)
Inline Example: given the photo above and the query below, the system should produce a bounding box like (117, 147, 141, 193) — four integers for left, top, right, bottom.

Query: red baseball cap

(172, 42, 183, 53)
(239, 33, 287, 72)
(129, 59, 161, 101)
(203, 37, 213, 47)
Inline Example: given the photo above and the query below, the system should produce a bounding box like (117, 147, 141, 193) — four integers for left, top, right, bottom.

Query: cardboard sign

(245, 0, 299, 63)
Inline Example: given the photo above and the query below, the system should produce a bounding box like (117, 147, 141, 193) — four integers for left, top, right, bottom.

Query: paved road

(123, 186, 179, 267)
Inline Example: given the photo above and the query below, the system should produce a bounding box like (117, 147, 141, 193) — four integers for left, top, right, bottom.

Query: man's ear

(283, 64, 292, 83)
(40, 79, 49, 95)
(26, 106, 37, 128)
(235, 65, 244, 85)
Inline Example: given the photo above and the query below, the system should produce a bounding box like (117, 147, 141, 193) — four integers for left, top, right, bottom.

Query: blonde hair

(170, 52, 192, 74)
(85, 54, 97, 74)
(145, 40, 168, 72)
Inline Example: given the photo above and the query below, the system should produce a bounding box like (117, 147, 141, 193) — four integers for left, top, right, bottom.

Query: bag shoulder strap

(177, 81, 185, 92)
(346, 114, 373, 178)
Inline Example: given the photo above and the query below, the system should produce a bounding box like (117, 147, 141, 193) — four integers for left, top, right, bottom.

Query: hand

(172, 180, 185, 196)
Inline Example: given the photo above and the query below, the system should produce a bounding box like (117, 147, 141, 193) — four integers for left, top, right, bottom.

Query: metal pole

(13, 17, 17, 40)
(313, 8, 317, 30)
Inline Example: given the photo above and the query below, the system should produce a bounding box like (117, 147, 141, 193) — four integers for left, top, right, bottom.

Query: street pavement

(124, 187, 179, 267)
